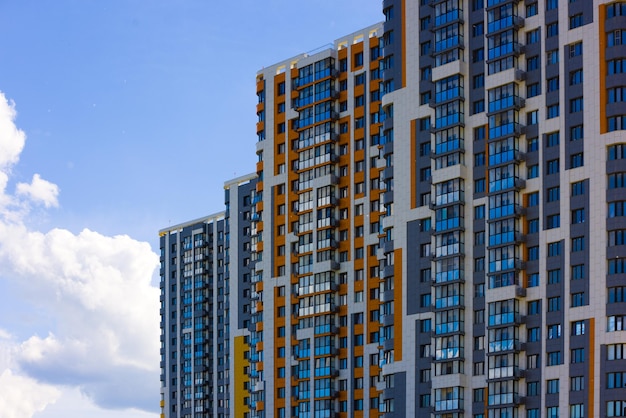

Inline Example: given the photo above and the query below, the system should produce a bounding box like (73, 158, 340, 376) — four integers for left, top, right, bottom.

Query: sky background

(0, 1, 382, 417)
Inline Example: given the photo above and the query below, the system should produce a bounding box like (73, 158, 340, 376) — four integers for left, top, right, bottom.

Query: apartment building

(159, 174, 257, 418)
(161, 1, 626, 417)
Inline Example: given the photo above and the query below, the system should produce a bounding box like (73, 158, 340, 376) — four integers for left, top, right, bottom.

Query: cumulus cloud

(0, 92, 25, 170)
(0, 92, 161, 414)
(0, 332, 61, 418)
(16, 174, 59, 208)
(0, 369, 61, 418)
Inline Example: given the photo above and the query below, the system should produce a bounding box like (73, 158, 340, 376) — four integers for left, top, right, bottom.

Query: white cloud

(0, 369, 61, 418)
(16, 174, 60, 208)
(0, 92, 162, 415)
(0, 92, 25, 170)
(0, 332, 61, 418)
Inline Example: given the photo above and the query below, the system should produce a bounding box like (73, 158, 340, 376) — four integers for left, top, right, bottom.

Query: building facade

(159, 174, 257, 418)
(161, 1, 626, 417)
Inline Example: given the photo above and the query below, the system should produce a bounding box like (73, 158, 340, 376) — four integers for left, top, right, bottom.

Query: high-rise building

(159, 174, 257, 418)
(161, 1, 626, 417)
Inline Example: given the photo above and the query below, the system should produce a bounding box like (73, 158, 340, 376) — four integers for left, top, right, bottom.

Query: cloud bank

(0, 91, 160, 416)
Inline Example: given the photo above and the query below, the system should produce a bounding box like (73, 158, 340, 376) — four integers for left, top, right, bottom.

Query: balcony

(487, 15, 525, 34)
(487, 42, 524, 62)
(487, 96, 526, 115)
(434, 399, 464, 413)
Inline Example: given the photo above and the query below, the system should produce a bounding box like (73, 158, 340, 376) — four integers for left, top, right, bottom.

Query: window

(572, 180, 585, 195)
(475, 178, 485, 193)
(473, 73, 485, 88)
(420, 41, 431, 56)
(548, 324, 561, 339)
(570, 125, 584, 141)
(572, 292, 586, 307)
(572, 208, 585, 224)
(527, 29, 540, 44)
(547, 186, 560, 202)
(608, 30, 623, 47)
(547, 379, 559, 394)
(528, 327, 540, 342)
(528, 300, 541, 315)
(609, 230, 626, 246)
(473, 22, 484, 37)
(546, 407, 559, 418)
(528, 246, 539, 260)
(546, 49, 559, 65)
(527, 110, 538, 125)
(608, 115, 626, 131)
(571, 348, 585, 363)
(474, 257, 485, 272)
(527, 83, 540, 98)
(546, 22, 559, 37)
(527, 164, 539, 179)
(570, 97, 584, 113)
(527, 137, 538, 152)
(473, 388, 484, 402)
(474, 125, 486, 141)
(528, 219, 539, 233)
(571, 376, 584, 391)
(475, 152, 485, 167)
(547, 351, 562, 366)
(547, 76, 560, 92)
(570, 14, 584, 29)
(354, 52, 363, 67)
(527, 354, 539, 369)
(547, 131, 560, 147)
(527, 56, 539, 71)
(547, 104, 560, 118)
(475, 205, 485, 219)
(609, 201, 626, 218)
(609, 87, 626, 104)
(528, 192, 539, 206)
(548, 241, 561, 256)
(473, 48, 484, 63)
(548, 296, 561, 311)
(526, 3, 538, 17)
(547, 159, 560, 174)
(570, 69, 583, 85)
(473, 100, 485, 114)
(546, 0, 558, 10)
(572, 320, 586, 336)
(472, 0, 484, 10)
(572, 264, 585, 280)
(421, 66, 431, 81)
(607, 372, 626, 388)
(571, 237, 585, 252)
(548, 269, 561, 284)
(570, 42, 583, 57)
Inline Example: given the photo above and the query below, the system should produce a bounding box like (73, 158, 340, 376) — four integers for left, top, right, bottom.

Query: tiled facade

(161, 1, 626, 417)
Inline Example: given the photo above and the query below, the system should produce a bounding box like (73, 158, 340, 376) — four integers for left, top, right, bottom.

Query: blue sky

(0, 1, 381, 416)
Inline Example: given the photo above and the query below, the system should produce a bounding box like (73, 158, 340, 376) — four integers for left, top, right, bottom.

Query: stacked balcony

(485, 2, 527, 416)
